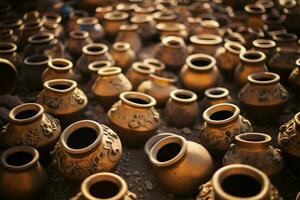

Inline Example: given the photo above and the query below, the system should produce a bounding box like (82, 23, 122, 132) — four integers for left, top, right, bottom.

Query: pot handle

(144, 133, 175, 156)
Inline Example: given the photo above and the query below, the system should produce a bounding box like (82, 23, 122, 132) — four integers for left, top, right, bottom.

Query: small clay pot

(42, 13, 63, 39)
(88, 60, 113, 83)
(0, 18, 23, 43)
(200, 103, 253, 153)
(245, 4, 266, 30)
(92, 67, 132, 110)
(66, 31, 93, 59)
(239, 72, 289, 124)
(153, 10, 177, 24)
(203, 87, 234, 110)
(19, 20, 44, 48)
(51, 120, 122, 181)
(107, 91, 160, 148)
(0, 42, 19, 71)
(190, 34, 223, 56)
(143, 58, 166, 72)
(103, 11, 129, 39)
(76, 17, 104, 42)
(66, 10, 88, 33)
(42, 58, 76, 82)
(155, 22, 188, 40)
(0, 58, 17, 95)
(0, 29, 18, 43)
(130, 14, 156, 40)
(2, 103, 61, 156)
(0, 145, 47, 200)
(111, 42, 136, 71)
(272, 32, 298, 48)
(195, 20, 221, 35)
(164, 89, 199, 128)
(288, 58, 300, 97)
(252, 39, 276, 63)
(126, 62, 155, 90)
(95, 6, 113, 22)
(223, 133, 284, 176)
(116, 24, 142, 54)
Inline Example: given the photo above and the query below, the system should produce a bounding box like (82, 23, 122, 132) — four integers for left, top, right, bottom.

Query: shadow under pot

(71, 172, 137, 200)
(51, 120, 122, 181)
(148, 135, 213, 196)
(164, 89, 199, 128)
(0, 42, 20, 71)
(0, 145, 47, 200)
(36, 79, 88, 127)
(203, 87, 234, 111)
(200, 103, 253, 154)
(288, 58, 300, 97)
(196, 164, 282, 200)
(190, 34, 223, 56)
(2, 103, 61, 157)
(111, 42, 136, 72)
(223, 133, 284, 177)
(0, 58, 17, 95)
(76, 17, 104, 42)
(107, 91, 160, 148)
(66, 30, 93, 60)
(238, 72, 289, 124)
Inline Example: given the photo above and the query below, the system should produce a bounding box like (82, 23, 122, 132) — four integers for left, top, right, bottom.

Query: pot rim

(43, 79, 77, 93)
(186, 53, 216, 71)
(0, 42, 17, 53)
(0, 29, 14, 38)
(82, 43, 108, 56)
(239, 50, 266, 63)
(205, 87, 229, 99)
(143, 58, 166, 71)
(132, 62, 155, 74)
(23, 20, 43, 30)
(235, 132, 271, 149)
(203, 103, 240, 125)
(69, 10, 88, 19)
(253, 39, 276, 49)
(28, 32, 55, 44)
(9, 103, 44, 124)
(0, 18, 23, 28)
(156, 22, 185, 32)
(95, 6, 113, 13)
(247, 72, 280, 85)
(113, 41, 130, 51)
(244, 4, 266, 14)
(170, 89, 197, 103)
(272, 32, 297, 42)
(43, 12, 62, 24)
(70, 30, 89, 39)
(48, 58, 73, 71)
(88, 60, 112, 74)
(200, 19, 220, 28)
(98, 67, 122, 76)
(120, 91, 156, 108)
(104, 11, 128, 21)
(295, 112, 300, 126)
(144, 133, 175, 156)
(153, 10, 177, 21)
(120, 24, 138, 31)
(77, 17, 99, 25)
(130, 14, 153, 24)
(224, 41, 246, 55)
(24, 55, 50, 66)
(162, 36, 185, 49)
(134, 6, 155, 14)
(190, 34, 223, 45)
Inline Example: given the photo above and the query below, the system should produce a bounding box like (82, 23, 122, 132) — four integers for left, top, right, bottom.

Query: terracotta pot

(203, 87, 233, 110)
(147, 134, 213, 195)
(71, 172, 137, 200)
(134, 6, 155, 17)
(88, 60, 113, 83)
(107, 91, 160, 148)
(164, 89, 199, 128)
(116, 24, 142, 54)
(252, 39, 276, 63)
(42, 58, 76, 82)
(143, 58, 166, 72)
(155, 36, 189, 71)
(103, 11, 129, 39)
(51, 120, 122, 181)
(42, 13, 63, 39)
(235, 27, 265, 49)
(239, 72, 289, 124)
(288, 58, 300, 97)
(130, 14, 156, 40)
(0, 58, 17, 95)
(111, 42, 136, 71)
(215, 41, 246, 80)
(200, 103, 253, 153)
(37, 79, 88, 127)
(66, 30, 93, 59)
(195, 20, 221, 36)
(0, 145, 47, 200)
(2, 103, 61, 156)
(66, 10, 88, 33)
(180, 53, 221, 98)
(152, 10, 177, 24)
(0, 29, 18, 43)
(115, 3, 135, 16)
(223, 133, 284, 176)
(0, 42, 18, 71)
(95, 6, 113, 22)
(76, 17, 104, 42)
(234, 50, 268, 88)
(19, 20, 44, 48)
(126, 62, 155, 90)
(0, 18, 24, 44)
(92, 67, 132, 110)
(190, 34, 223, 56)
(245, 4, 265, 30)
(155, 22, 188, 40)
(196, 164, 282, 200)
(272, 32, 298, 48)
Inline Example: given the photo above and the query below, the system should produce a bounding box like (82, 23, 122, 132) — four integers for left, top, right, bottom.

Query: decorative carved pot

(253, 39, 276, 63)
(0, 145, 47, 200)
(245, 4, 265, 30)
(126, 62, 155, 90)
(190, 34, 223, 56)
(37, 79, 88, 127)
(238, 72, 289, 124)
(0, 42, 19, 71)
(200, 103, 253, 153)
(116, 24, 142, 54)
(66, 10, 88, 33)
(143, 58, 166, 72)
(196, 164, 282, 200)
(0, 58, 17, 95)
(111, 42, 136, 72)
(76, 17, 104, 42)
(51, 120, 122, 181)
(155, 22, 188, 40)
(1, 103, 61, 156)
(203, 87, 233, 111)
(288, 58, 300, 97)
(147, 134, 213, 195)
(42, 58, 76, 82)
(107, 91, 160, 148)
(103, 11, 129, 39)
(71, 172, 137, 200)
(164, 89, 199, 128)
(223, 133, 284, 176)
(66, 30, 92, 59)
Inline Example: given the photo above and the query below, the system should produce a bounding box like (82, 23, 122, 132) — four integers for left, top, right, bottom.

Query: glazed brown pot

(238, 72, 289, 124)
(111, 42, 136, 71)
(126, 62, 155, 90)
(0, 58, 17, 95)
(66, 30, 93, 59)
(42, 58, 76, 82)
(245, 4, 266, 30)
(130, 14, 156, 40)
(234, 50, 268, 88)
(2, 103, 61, 156)
(71, 172, 137, 200)
(37, 79, 88, 127)
(155, 22, 188, 40)
(51, 120, 122, 181)
(92, 67, 132, 110)
(66, 10, 88, 33)
(0, 145, 47, 200)
(76, 17, 104, 42)
(180, 53, 221, 98)
(107, 91, 160, 148)
(200, 103, 253, 153)
(143, 58, 166, 72)
(196, 164, 282, 200)
(164, 89, 199, 128)
(223, 133, 284, 176)
(190, 34, 223, 56)
(288, 58, 300, 97)
(252, 39, 276, 63)
(103, 11, 129, 39)
(95, 6, 113, 22)
(0, 42, 19, 71)
(203, 87, 234, 111)
(116, 24, 142, 54)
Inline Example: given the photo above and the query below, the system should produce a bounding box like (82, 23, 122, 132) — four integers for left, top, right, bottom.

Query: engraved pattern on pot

(278, 119, 300, 154)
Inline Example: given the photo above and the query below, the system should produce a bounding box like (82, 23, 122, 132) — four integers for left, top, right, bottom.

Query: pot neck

(235, 133, 271, 151)
(9, 103, 44, 124)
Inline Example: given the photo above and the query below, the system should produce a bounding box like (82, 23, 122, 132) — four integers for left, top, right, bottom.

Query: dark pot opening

(32, 35, 50, 41)
(244, 53, 261, 60)
(67, 127, 98, 150)
(156, 142, 181, 162)
(50, 84, 71, 90)
(253, 76, 273, 82)
(240, 134, 266, 142)
(209, 90, 224, 96)
(52, 61, 68, 68)
(0, 43, 14, 51)
(87, 46, 104, 52)
(89, 181, 120, 199)
(26, 55, 49, 63)
(15, 110, 38, 119)
(126, 98, 149, 105)
(210, 110, 233, 121)
(6, 151, 33, 166)
(168, 40, 180, 46)
(175, 93, 192, 99)
(191, 58, 211, 67)
(137, 64, 152, 71)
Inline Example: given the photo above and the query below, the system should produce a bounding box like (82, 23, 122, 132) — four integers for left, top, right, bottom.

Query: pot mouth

(296, 58, 300, 67)
(170, 89, 197, 103)
(248, 72, 280, 85)
(104, 11, 128, 21)
(98, 67, 121, 76)
(88, 60, 112, 74)
(153, 10, 177, 21)
(162, 36, 185, 48)
(239, 50, 266, 63)
(143, 58, 166, 71)
(120, 91, 156, 108)
(224, 41, 246, 55)
(81, 172, 128, 200)
(149, 135, 187, 167)
(0, 18, 23, 28)
(253, 39, 276, 49)
(144, 133, 175, 156)
(235, 133, 271, 149)
(156, 22, 185, 32)
(0, 42, 17, 53)
(43, 13, 62, 24)
(281, 0, 297, 8)
(113, 42, 130, 51)
(24, 55, 50, 66)
(95, 6, 113, 13)
(77, 17, 98, 25)
(28, 32, 54, 44)
(1, 145, 39, 171)
(9, 103, 44, 124)
(132, 62, 155, 74)
(44, 79, 77, 93)
(83, 43, 108, 55)
(70, 30, 89, 39)
(69, 10, 88, 19)
(24, 20, 43, 30)
(130, 14, 153, 23)
(200, 19, 220, 28)
(186, 53, 216, 71)
(120, 24, 138, 31)
(49, 58, 73, 71)
(205, 87, 229, 99)
(116, 3, 135, 12)
(272, 32, 297, 42)
(244, 4, 265, 14)
(203, 103, 240, 125)
(134, 6, 155, 14)
(61, 120, 103, 154)
(190, 34, 223, 45)
(212, 164, 270, 200)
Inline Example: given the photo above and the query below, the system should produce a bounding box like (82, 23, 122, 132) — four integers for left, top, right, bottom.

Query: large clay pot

(0, 58, 17, 95)
(0, 42, 19, 71)
(126, 62, 155, 90)
(116, 24, 142, 54)
(252, 39, 276, 63)
(51, 120, 122, 181)
(288, 58, 300, 98)
(103, 11, 129, 39)
(238, 72, 289, 124)
(76, 17, 104, 42)
(190, 34, 223, 56)
(2, 103, 61, 156)
(203, 87, 234, 111)
(66, 31, 93, 59)
(0, 145, 47, 200)
(107, 91, 160, 148)
(42, 58, 76, 82)
(111, 42, 136, 72)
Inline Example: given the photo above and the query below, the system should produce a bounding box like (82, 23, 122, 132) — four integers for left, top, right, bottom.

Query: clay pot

(147, 134, 213, 195)
(92, 67, 132, 110)
(95, 6, 113, 22)
(200, 103, 253, 153)
(37, 79, 88, 127)
(66, 30, 93, 59)
(116, 24, 142, 54)
(245, 4, 265, 30)
(19, 20, 44, 48)
(107, 91, 160, 148)
(42, 13, 63, 39)
(272, 32, 298, 48)
(143, 58, 166, 72)
(152, 10, 177, 24)
(111, 42, 136, 71)
(239, 72, 289, 124)
(126, 62, 155, 90)
(190, 34, 223, 56)
(0, 42, 19, 71)
(180, 53, 221, 98)
(2, 103, 61, 156)
(155, 36, 189, 71)
(42, 58, 76, 82)
(164, 89, 199, 128)
(71, 172, 137, 200)
(134, 6, 155, 17)
(0, 58, 17, 95)
(223, 133, 284, 176)
(155, 22, 188, 40)
(115, 3, 135, 16)
(0, 18, 24, 43)
(234, 50, 268, 88)
(88, 60, 113, 83)
(215, 41, 246, 80)
(252, 39, 276, 63)
(130, 14, 156, 40)
(196, 164, 282, 200)
(76, 17, 104, 42)
(66, 10, 88, 33)
(195, 20, 221, 36)
(288, 58, 300, 97)
(137, 72, 177, 108)
(203, 87, 233, 110)
(103, 11, 129, 39)
(0, 29, 18, 43)
(0, 145, 47, 200)
(51, 120, 122, 181)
